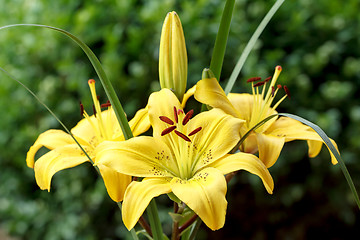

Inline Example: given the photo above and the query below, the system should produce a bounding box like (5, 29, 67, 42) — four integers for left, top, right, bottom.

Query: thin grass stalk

(224, 0, 285, 94)
(209, 0, 235, 82)
(147, 199, 164, 240)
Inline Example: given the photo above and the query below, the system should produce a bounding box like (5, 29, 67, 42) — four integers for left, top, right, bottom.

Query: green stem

(116, 202, 139, 240)
(209, 0, 235, 82)
(187, 219, 202, 240)
(147, 199, 164, 240)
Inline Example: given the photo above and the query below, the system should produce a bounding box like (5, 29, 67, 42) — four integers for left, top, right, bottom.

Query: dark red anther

(177, 109, 184, 115)
(271, 86, 276, 97)
(188, 127, 202, 136)
(246, 77, 261, 83)
(264, 76, 272, 82)
(253, 81, 266, 88)
(92, 105, 97, 117)
(97, 95, 100, 101)
(101, 100, 111, 108)
(284, 85, 291, 99)
(174, 130, 191, 142)
(173, 106, 178, 123)
(161, 126, 177, 136)
(159, 116, 174, 125)
(80, 102, 84, 116)
(277, 84, 282, 89)
(182, 109, 194, 125)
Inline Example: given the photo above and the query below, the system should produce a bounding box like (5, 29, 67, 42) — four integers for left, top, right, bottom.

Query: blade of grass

(237, 112, 360, 210)
(0, 24, 133, 140)
(224, 0, 285, 94)
(147, 199, 164, 240)
(0, 24, 161, 238)
(0, 67, 140, 239)
(279, 113, 360, 210)
(0, 67, 96, 165)
(209, 0, 235, 82)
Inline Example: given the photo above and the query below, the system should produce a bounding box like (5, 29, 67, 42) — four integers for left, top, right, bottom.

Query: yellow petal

(241, 131, 258, 154)
(97, 164, 132, 202)
(265, 117, 339, 164)
(34, 144, 90, 190)
(256, 133, 285, 168)
(26, 129, 75, 168)
(95, 137, 177, 178)
(148, 88, 182, 139)
(122, 177, 171, 230)
(194, 78, 240, 118)
(188, 108, 244, 171)
(227, 93, 253, 122)
(181, 85, 196, 109)
(71, 111, 103, 145)
(307, 140, 322, 158)
(227, 93, 277, 132)
(208, 152, 274, 194)
(128, 107, 151, 137)
(170, 167, 227, 231)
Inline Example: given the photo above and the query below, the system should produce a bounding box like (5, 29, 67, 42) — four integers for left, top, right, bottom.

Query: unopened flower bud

(159, 11, 188, 101)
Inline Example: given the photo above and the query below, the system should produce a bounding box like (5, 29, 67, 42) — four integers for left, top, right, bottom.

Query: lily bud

(201, 68, 215, 80)
(159, 11, 188, 101)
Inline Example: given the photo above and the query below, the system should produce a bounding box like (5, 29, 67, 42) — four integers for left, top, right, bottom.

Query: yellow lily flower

(95, 88, 273, 230)
(195, 66, 339, 168)
(26, 79, 150, 202)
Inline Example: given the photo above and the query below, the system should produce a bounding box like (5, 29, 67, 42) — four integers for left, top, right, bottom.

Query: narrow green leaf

(224, 0, 285, 94)
(147, 199, 164, 240)
(0, 67, 96, 165)
(238, 112, 360, 210)
(209, 0, 235, 82)
(0, 24, 133, 140)
(279, 113, 360, 210)
(136, 230, 153, 240)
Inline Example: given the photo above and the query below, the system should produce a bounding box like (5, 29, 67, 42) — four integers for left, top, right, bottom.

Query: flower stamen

(246, 76, 262, 83)
(264, 76, 272, 82)
(188, 127, 202, 136)
(80, 101, 84, 116)
(92, 105, 97, 117)
(161, 126, 177, 136)
(284, 85, 291, 99)
(101, 100, 111, 108)
(160, 116, 174, 125)
(174, 130, 191, 142)
(182, 109, 194, 125)
(253, 81, 266, 88)
(173, 106, 178, 123)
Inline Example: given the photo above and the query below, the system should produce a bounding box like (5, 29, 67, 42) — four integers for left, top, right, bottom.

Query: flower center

(247, 66, 290, 132)
(159, 106, 202, 179)
(159, 107, 202, 142)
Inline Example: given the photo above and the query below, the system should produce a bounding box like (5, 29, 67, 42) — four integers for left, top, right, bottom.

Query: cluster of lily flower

(25, 11, 338, 234)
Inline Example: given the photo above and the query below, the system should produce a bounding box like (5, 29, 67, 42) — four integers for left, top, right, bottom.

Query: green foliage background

(0, 0, 359, 239)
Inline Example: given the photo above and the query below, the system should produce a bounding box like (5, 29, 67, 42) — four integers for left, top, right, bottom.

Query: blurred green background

(0, 0, 359, 239)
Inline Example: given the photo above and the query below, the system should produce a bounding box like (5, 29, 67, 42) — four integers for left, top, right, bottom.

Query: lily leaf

(279, 113, 360, 210)
(0, 24, 133, 140)
(238, 113, 360, 210)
